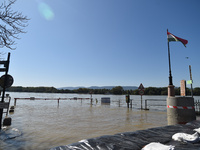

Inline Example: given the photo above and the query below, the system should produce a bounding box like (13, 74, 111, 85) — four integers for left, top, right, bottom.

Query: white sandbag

(142, 142, 175, 150)
(172, 132, 200, 143)
(194, 127, 200, 134)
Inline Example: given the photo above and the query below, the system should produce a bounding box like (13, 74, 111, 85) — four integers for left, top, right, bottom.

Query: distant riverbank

(4, 86, 200, 96)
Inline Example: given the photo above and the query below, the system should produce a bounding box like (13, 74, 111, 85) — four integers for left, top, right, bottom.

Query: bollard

(10, 106, 14, 109)
(9, 109, 14, 113)
(9, 105, 15, 113)
(3, 117, 12, 126)
(167, 97, 196, 125)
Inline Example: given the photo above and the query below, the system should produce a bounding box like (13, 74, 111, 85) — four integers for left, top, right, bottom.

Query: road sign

(0, 102, 9, 109)
(187, 80, 193, 85)
(139, 90, 144, 95)
(0, 74, 14, 88)
(138, 83, 144, 90)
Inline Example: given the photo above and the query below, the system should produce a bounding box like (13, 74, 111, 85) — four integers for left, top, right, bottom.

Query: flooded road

(0, 92, 177, 150)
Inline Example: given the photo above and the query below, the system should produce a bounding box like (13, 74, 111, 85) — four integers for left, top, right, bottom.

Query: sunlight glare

(38, 2, 55, 21)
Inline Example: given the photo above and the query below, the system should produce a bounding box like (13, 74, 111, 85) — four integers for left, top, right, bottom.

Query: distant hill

(58, 86, 138, 90)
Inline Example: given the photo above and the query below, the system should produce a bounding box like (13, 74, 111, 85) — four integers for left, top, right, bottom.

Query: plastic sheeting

(50, 120, 200, 150)
(172, 132, 200, 143)
(0, 127, 22, 141)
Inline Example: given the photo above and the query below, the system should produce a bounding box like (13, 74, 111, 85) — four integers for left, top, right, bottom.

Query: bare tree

(0, 0, 29, 50)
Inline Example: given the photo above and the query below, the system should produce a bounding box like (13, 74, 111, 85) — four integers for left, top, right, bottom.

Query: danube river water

(0, 92, 199, 150)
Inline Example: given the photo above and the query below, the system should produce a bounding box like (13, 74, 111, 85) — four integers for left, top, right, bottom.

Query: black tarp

(50, 120, 200, 150)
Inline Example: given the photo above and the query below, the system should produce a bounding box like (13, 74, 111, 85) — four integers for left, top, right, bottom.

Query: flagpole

(167, 29, 173, 85)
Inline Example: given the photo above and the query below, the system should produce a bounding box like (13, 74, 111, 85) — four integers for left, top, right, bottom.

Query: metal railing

(144, 99, 200, 115)
(14, 97, 91, 106)
(194, 100, 200, 115)
(144, 99, 166, 110)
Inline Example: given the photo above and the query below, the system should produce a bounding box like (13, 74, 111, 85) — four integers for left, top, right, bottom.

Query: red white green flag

(167, 31, 188, 47)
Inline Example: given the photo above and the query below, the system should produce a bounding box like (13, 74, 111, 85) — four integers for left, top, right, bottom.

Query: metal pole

(145, 99, 147, 110)
(0, 109, 3, 130)
(167, 29, 173, 85)
(141, 95, 143, 109)
(130, 99, 132, 108)
(14, 98, 17, 106)
(2, 53, 10, 103)
(0, 53, 10, 130)
(189, 65, 193, 97)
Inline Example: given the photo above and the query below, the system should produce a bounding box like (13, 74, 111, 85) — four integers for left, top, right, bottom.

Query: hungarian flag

(167, 31, 188, 47)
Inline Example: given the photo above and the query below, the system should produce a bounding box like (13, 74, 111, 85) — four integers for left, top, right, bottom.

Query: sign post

(0, 53, 13, 130)
(138, 83, 145, 110)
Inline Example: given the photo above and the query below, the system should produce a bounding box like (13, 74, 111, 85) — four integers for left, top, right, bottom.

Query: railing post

(130, 99, 132, 108)
(6, 96, 11, 116)
(14, 98, 17, 106)
(58, 98, 60, 104)
(118, 100, 120, 107)
(145, 99, 147, 110)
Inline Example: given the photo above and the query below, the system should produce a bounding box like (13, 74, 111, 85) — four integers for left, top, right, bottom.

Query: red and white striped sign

(167, 105, 194, 109)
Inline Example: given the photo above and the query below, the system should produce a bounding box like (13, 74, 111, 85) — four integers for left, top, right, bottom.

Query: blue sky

(2, 0, 200, 88)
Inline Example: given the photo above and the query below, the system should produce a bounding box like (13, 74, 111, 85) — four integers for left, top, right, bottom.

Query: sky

(1, 0, 200, 88)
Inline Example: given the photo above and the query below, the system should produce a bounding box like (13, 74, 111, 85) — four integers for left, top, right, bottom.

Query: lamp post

(168, 36, 173, 86)
(167, 29, 175, 97)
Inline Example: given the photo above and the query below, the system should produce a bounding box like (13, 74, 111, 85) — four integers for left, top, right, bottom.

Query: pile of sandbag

(142, 127, 200, 150)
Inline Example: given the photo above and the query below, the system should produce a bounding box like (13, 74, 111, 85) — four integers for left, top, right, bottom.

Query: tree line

(3, 86, 200, 96)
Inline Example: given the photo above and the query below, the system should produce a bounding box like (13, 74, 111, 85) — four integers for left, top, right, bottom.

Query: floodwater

(0, 92, 198, 150)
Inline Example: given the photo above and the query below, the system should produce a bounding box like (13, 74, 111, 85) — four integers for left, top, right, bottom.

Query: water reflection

(0, 92, 172, 149)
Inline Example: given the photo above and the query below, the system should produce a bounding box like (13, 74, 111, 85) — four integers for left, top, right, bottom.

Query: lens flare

(38, 2, 54, 20)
